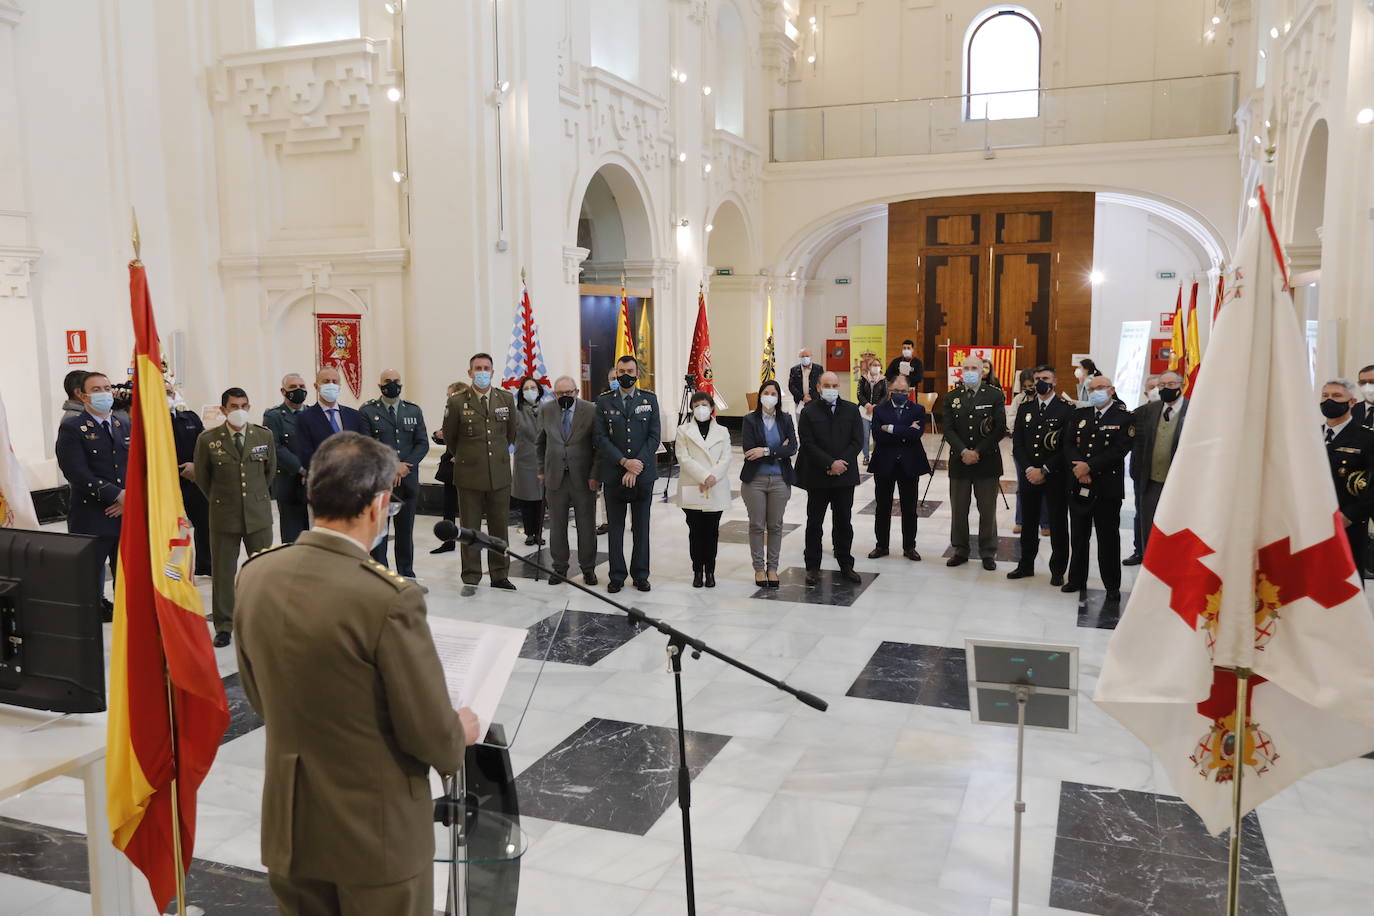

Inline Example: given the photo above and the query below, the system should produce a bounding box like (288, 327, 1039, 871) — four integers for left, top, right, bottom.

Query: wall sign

(1157, 271, 1177, 279)
(834, 314, 848, 334)
(66, 330, 88, 365)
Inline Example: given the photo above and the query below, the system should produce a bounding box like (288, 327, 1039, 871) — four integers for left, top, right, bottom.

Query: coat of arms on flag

(501, 274, 552, 395)
(315, 314, 362, 398)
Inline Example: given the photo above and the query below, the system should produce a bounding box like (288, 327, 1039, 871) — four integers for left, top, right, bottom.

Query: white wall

(798, 216, 888, 391)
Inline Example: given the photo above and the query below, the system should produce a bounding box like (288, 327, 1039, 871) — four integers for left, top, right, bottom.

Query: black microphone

(432, 520, 508, 552)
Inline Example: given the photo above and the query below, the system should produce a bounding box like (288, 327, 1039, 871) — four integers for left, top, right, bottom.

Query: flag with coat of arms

(1094, 185, 1374, 835)
(501, 273, 553, 397)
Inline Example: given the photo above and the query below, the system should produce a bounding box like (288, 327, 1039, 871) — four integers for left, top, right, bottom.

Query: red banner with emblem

(946, 344, 1015, 404)
(316, 314, 362, 399)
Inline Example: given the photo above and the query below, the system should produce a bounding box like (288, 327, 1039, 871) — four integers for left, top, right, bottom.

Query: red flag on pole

(687, 287, 715, 396)
(1184, 281, 1203, 398)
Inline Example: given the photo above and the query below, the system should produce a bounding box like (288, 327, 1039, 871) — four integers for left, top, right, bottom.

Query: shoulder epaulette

(242, 542, 290, 567)
(360, 559, 411, 591)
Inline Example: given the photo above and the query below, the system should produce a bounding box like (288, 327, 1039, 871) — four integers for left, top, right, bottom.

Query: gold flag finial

(131, 208, 142, 262)
(520, 266, 527, 283)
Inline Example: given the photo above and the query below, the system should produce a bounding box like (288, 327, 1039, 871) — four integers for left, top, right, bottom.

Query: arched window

(965, 8, 1041, 121)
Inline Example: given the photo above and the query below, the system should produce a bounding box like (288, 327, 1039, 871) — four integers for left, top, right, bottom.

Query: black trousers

(441, 479, 458, 521)
(370, 488, 418, 577)
(872, 474, 917, 550)
(277, 500, 309, 545)
(1068, 497, 1123, 590)
(804, 486, 855, 571)
(606, 496, 652, 584)
(1345, 521, 1370, 581)
(180, 480, 212, 574)
(1017, 479, 1069, 576)
(516, 498, 544, 537)
(682, 509, 723, 571)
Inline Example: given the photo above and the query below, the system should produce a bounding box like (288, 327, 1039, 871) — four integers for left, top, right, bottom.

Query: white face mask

(227, 409, 250, 428)
(167, 395, 178, 409)
(869, 368, 882, 379)
(902, 348, 913, 358)
(799, 356, 812, 367)
(1074, 368, 1086, 380)
(1147, 387, 1161, 402)
(371, 493, 391, 550)
(760, 393, 778, 410)
(692, 404, 713, 422)
(319, 382, 341, 403)
(820, 388, 839, 404)
(523, 388, 539, 404)
(1362, 382, 1374, 403)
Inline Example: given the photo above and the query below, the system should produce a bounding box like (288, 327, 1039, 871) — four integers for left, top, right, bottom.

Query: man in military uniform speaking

(195, 387, 276, 647)
(235, 432, 478, 916)
(443, 353, 518, 590)
(1320, 379, 1374, 577)
(1061, 374, 1134, 600)
(1007, 365, 1074, 584)
(594, 355, 660, 593)
(943, 355, 1007, 570)
(360, 368, 429, 580)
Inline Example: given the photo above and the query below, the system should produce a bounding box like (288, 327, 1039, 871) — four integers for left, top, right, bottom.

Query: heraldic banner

(316, 314, 363, 399)
(847, 325, 886, 402)
(946, 344, 1015, 404)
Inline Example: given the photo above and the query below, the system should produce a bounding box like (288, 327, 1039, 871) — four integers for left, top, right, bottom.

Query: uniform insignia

(635, 404, 653, 414)
(361, 560, 410, 591)
(242, 542, 289, 567)
(1078, 419, 1086, 428)
(1348, 470, 1368, 497)
(1337, 447, 1361, 454)
(1127, 425, 1136, 437)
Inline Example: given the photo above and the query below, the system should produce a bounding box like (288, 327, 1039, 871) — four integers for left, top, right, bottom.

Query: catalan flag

(615, 283, 637, 366)
(106, 257, 229, 910)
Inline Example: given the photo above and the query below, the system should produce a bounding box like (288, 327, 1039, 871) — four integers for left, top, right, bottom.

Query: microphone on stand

(433, 519, 509, 552)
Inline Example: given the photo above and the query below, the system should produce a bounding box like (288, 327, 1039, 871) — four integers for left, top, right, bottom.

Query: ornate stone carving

(712, 130, 764, 206)
(563, 245, 590, 283)
(0, 248, 39, 298)
(568, 67, 671, 175)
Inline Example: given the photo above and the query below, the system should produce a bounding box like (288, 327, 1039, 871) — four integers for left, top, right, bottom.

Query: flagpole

(165, 672, 188, 916)
(1225, 666, 1251, 916)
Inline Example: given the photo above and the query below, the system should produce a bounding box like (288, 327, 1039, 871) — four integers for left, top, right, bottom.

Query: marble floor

(3, 434, 1374, 915)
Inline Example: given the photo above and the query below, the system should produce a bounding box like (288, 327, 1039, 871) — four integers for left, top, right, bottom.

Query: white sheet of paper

(427, 617, 526, 744)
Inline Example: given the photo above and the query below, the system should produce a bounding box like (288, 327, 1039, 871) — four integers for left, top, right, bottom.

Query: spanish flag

(615, 284, 637, 365)
(106, 259, 229, 910)
(1184, 280, 1203, 397)
(1168, 286, 1186, 374)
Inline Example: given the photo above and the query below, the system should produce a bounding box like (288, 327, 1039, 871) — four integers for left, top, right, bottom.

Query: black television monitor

(0, 528, 106, 714)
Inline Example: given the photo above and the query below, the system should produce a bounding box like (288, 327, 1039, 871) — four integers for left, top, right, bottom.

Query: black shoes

(946, 556, 968, 567)
(1105, 589, 1122, 602)
(840, 568, 862, 584)
(490, 579, 517, 591)
(804, 569, 821, 586)
(596, 523, 609, 535)
(704, 570, 716, 588)
(904, 549, 922, 562)
(1060, 582, 1086, 593)
(430, 542, 456, 554)
(213, 631, 231, 648)
(1006, 567, 1035, 580)
(550, 568, 567, 585)
(692, 570, 704, 588)
(608, 581, 623, 594)
(101, 598, 115, 622)
(1122, 554, 1143, 567)
(1050, 574, 1065, 587)
(982, 558, 997, 571)
(634, 580, 651, 592)
(583, 571, 598, 586)
(868, 547, 889, 559)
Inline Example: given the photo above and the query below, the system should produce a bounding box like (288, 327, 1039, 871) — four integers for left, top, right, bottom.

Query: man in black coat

(797, 372, 864, 585)
(1351, 364, 1374, 431)
(788, 349, 822, 418)
(867, 374, 930, 560)
(262, 373, 310, 543)
(1007, 366, 1074, 584)
(1062, 375, 1135, 600)
(1322, 379, 1374, 578)
(1126, 370, 1188, 562)
(885, 338, 924, 392)
(166, 380, 212, 576)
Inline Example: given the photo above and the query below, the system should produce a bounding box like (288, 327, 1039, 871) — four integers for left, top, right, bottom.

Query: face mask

(617, 374, 636, 390)
(371, 494, 390, 549)
(319, 383, 341, 403)
(1075, 368, 1086, 380)
(1146, 387, 1161, 402)
(1034, 379, 1054, 396)
(285, 388, 307, 405)
(820, 388, 839, 404)
(961, 370, 981, 387)
(523, 388, 540, 404)
(800, 357, 812, 367)
(869, 369, 882, 379)
(227, 409, 250, 428)
(1321, 398, 1351, 419)
(760, 393, 778, 410)
(167, 395, 178, 409)
(472, 370, 492, 389)
(891, 391, 909, 405)
(380, 381, 402, 399)
(901, 348, 913, 358)
(1088, 389, 1111, 408)
(89, 391, 115, 414)
(1362, 383, 1374, 403)
(557, 395, 575, 410)
(1158, 387, 1182, 404)
(693, 405, 713, 422)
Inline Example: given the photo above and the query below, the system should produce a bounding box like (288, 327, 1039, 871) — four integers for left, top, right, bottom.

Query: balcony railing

(769, 73, 1239, 163)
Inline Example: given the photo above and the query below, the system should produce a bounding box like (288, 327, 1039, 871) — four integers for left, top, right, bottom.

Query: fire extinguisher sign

(66, 330, 89, 365)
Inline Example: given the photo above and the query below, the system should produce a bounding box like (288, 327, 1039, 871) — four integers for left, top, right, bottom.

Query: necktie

(1039, 401, 1046, 417)
(102, 420, 113, 443)
(1164, 406, 1173, 422)
(480, 395, 489, 417)
(562, 408, 573, 440)
(328, 408, 340, 432)
(388, 405, 397, 425)
(1326, 427, 1335, 444)
(234, 431, 244, 454)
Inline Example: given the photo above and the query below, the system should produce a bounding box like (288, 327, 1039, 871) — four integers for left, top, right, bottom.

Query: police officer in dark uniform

(594, 355, 660, 593)
(1321, 379, 1374, 578)
(166, 380, 212, 577)
(54, 371, 129, 617)
(263, 373, 310, 544)
(943, 356, 1006, 569)
(1350, 365, 1374, 431)
(1062, 374, 1134, 599)
(360, 369, 429, 579)
(1007, 365, 1074, 584)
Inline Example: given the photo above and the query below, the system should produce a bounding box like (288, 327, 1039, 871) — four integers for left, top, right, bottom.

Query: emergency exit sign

(1157, 271, 1176, 279)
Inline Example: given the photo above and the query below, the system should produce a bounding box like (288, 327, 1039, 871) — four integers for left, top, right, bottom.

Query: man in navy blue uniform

(166, 379, 212, 576)
(1007, 366, 1075, 584)
(294, 366, 367, 474)
(1061, 374, 1135, 600)
(593, 355, 660, 593)
(55, 371, 130, 617)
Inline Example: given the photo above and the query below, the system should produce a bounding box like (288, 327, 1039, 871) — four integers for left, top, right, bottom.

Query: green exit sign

(1157, 271, 1176, 279)
(715, 268, 733, 276)
(835, 276, 851, 285)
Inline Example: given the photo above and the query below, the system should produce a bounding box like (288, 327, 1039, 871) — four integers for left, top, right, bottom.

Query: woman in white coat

(675, 390, 733, 588)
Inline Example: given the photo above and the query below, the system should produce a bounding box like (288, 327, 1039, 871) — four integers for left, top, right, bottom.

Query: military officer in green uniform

(1061, 374, 1134, 600)
(943, 355, 1007, 569)
(360, 368, 429, 580)
(262, 373, 309, 544)
(443, 353, 518, 589)
(195, 387, 277, 647)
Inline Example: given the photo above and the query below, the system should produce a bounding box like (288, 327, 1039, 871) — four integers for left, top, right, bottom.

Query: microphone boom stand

(435, 523, 829, 916)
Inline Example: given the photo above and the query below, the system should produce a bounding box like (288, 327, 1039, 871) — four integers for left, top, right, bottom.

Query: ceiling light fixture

(1247, 197, 1259, 208)
(392, 170, 406, 183)
(705, 224, 714, 233)
(1358, 108, 1374, 125)
(1211, 14, 1221, 24)
(386, 86, 402, 102)
(703, 162, 712, 173)
(703, 85, 712, 96)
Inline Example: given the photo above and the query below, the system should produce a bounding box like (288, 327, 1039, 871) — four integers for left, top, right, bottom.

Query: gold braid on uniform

(241, 542, 290, 567)
(361, 560, 412, 591)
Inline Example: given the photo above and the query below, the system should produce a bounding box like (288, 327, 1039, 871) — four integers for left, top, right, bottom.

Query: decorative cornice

(0, 246, 40, 298)
(218, 248, 408, 280)
(562, 246, 590, 284)
(0, 1, 23, 28)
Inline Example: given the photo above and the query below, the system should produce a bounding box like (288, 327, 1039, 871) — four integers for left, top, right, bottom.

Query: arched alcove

(705, 198, 758, 412)
(714, 3, 747, 136)
(1290, 119, 1328, 264)
(269, 287, 372, 407)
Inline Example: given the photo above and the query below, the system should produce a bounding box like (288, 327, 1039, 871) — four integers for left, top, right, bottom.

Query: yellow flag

(759, 295, 776, 384)
(635, 299, 653, 390)
(615, 286, 636, 365)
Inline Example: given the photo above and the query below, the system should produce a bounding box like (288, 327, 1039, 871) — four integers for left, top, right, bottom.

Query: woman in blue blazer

(868, 375, 931, 561)
(739, 379, 798, 588)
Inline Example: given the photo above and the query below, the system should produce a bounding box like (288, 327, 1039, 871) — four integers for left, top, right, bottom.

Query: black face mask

(1034, 379, 1054, 395)
(617, 374, 636, 390)
(1321, 398, 1351, 419)
(380, 381, 402, 399)
(284, 388, 307, 405)
(1158, 387, 1182, 404)
(557, 395, 575, 410)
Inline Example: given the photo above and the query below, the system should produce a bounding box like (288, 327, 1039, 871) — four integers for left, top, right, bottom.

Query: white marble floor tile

(736, 793, 862, 869)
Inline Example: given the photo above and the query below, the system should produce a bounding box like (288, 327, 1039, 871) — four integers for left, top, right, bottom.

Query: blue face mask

(473, 370, 492, 389)
(319, 383, 341, 403)
(891, 392, 909, 405)
(1088, 389, 1111, 408)
(962, 370, 982, 387)
(89, 391, 115, 414)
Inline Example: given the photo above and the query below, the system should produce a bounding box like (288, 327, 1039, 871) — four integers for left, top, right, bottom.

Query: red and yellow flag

(1168, 286, 1186, 374)
(687, 287, 715, 396)
(1184, 281, 1203, 397)
(107, 260, 229, 910)
(614, 284, 637, 365)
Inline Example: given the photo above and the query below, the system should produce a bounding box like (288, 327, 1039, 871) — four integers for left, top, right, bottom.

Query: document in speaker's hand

(426, 617, 525, 743)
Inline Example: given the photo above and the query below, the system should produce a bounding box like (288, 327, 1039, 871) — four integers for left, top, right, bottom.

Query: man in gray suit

(1127, 369, 1188, 559)
(537, 375, 600, 585)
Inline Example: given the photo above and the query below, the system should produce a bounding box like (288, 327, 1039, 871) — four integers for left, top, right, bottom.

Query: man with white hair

(537, 375, 601, 585)
(788, 348, 822, 419)
(942, 354, 1007, 570)
(1320, 378, 1374, 578)
(1125, 369, 1188, 564)
(1061, 373, 1134, 600)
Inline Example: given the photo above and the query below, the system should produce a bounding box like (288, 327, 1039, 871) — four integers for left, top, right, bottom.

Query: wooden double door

(886, 192, 1095, 390)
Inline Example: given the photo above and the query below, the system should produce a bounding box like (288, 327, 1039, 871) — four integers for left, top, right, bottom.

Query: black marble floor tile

(749, 567, 878, 606)
(0, 816, 278, 914)
(506, 547, 609, 580)
(1050, 782, 1285, 916)
(846, 641, 970, 710)
(220, 672, 264, 744)
(858, 498, 943, 518)
(941, 536, 1022, 563)
(1077, 589, 1128, 630)
(514, 717, 730, 835)
(717, 519, 799, 544)
(520, 609, 647, 666)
